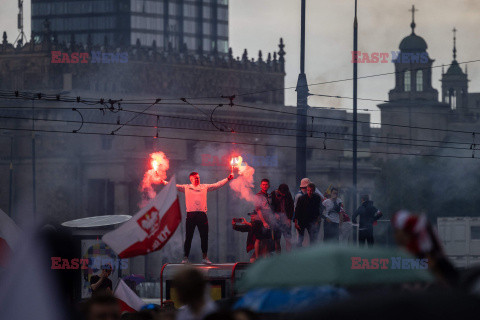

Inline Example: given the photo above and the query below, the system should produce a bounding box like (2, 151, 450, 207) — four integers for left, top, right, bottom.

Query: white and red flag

(114, 279, 146, 312)
(0, 209, 21, 268)
(102, 176, 181, 258)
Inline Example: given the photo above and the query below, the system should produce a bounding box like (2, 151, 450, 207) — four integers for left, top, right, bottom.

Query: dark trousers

(359, 228, 374, 246)
(324, 221, 339, 242)
(297, 222, 319, 247)
(184, 211, 208, 257)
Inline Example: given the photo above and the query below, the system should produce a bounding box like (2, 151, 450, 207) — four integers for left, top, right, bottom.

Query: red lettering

(80, 259, 89, 269)
(212, 155, 220, 167)
(202, 154, 213, 166)
(51, 257, 62, 269)
(61, 258, 71, 269)
(70, 52, 79, 64)
(361, 258, 371, 269)
(371, 52, 379, 63)
(79, 52, 89, 63)
(371, 258, 379, 269)
(351, 256, 362, 269)
(70, 258, 79, 269)
(362, 52, 371, 63)
(379, 258, 389, 269)
(380, 52, 389, 63)
(61, 53, 71, 64)
(51, 51, 62, 63)
(351, 51, 361, 63)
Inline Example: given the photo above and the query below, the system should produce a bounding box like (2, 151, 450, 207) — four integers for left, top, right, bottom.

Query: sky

(1, 0, 479, 124)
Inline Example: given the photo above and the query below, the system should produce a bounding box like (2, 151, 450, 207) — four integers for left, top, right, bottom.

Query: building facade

(31, 0, 229, 54)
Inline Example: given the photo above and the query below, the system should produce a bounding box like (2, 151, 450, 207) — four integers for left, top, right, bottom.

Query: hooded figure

(352, 195, 382, 246)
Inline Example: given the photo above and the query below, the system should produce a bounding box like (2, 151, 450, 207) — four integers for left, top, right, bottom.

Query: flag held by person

(0, 209, 21, 268)
(114, 279, 146, 312)
(103, 176, 181, 258)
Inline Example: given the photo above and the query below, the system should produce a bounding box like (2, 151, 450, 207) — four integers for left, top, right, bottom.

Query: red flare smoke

(139, 151, 170, 206)
(229, 156, 256, 203)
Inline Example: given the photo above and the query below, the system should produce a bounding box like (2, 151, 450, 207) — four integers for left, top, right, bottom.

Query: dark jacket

(352, 200, 380, 229)
(295, 193, 322, 227)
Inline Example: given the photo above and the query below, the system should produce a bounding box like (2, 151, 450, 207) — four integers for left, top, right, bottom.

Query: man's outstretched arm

(176, 184, 186, 193)
(206, 174, 233, 191)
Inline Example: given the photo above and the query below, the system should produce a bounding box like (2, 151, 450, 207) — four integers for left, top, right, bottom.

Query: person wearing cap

(294, 178, 325, 209)
(90, 264, 113, 296)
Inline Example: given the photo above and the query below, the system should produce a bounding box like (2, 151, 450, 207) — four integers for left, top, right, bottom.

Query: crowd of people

(233, 177, 383, 261)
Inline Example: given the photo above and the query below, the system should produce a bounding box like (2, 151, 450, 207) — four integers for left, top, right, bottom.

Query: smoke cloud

(139, 151, 170, 207)
(229, 156, 257, 204)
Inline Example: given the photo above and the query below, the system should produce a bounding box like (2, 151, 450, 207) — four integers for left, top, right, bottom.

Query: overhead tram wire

(232, 103, 480, 136)
(0, 114, 473, 153)
(0, 102, 473, 147)
(0, 124, 476, 160)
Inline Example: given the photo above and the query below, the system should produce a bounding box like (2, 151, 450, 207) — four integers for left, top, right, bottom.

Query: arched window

(416, 70, 423, 91)
(404, 70, 411, 92)
(449, 88, 456, 110)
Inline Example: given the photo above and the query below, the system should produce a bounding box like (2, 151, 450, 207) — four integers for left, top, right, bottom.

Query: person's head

(299, 178, 311, 194)
(173, 267, 206, 307)
(307, 183, 316, 197)
(278, 184, 290, 196)
(331, 187, 338, 199)
(260, 179, 270, 193)
(85, 293, 121, 320)
(361, 194, 369, 203)
(189, 172, 200, 186)
(101, 264, 113, 278)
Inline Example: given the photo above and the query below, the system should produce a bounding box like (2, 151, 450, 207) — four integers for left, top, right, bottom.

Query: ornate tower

(389, 5, 439, 102)
(441, 27, 469, 111)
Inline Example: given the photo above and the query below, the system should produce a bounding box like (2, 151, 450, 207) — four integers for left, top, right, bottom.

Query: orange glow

(139, 151, 170, 206)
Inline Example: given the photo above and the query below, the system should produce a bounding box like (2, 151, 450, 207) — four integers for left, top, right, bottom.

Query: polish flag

(103, 176, 181, 258)
(114, 279, 146, 313)
(0, 209, 21, 268)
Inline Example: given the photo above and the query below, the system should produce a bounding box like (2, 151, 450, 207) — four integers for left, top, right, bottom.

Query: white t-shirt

(177, 178, 228, 212)
(322, 198, 343, 224)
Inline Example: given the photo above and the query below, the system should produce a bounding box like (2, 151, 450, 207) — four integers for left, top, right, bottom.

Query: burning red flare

(139, 151, 170, 206)
(229, 155, 256, 203)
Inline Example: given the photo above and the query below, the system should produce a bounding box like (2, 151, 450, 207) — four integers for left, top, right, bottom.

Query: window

(217, 39, 228, 53)
(203, 22, 211, 35)
(203, 6, 211, 19)
(184, 4, 196, 17)
(184, 36, 196, 50)
(449, 88, 456, 110)
(471, 226, 480, 240)
(404, 70, 411, 92)
(169, 2, 177, 15)
(217, 7, 228, 21)
(203, 38, 212, 51)
(218, 23, 228, 37)
(416, 70, 423, 91)
(184, 21, 196, 34)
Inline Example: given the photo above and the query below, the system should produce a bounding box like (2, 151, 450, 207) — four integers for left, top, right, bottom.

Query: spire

(409, 5, 418, 34)
(452, 27, 457, 61)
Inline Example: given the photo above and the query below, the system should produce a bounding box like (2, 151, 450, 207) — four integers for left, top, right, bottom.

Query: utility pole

(296, 0, 308, 187)
(352, 0, 358, 210)
(32, 99, 37, 223)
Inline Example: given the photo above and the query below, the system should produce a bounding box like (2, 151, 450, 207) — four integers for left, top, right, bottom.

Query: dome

(445, 60, 465, 76)
(399, 33, 428, 52)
